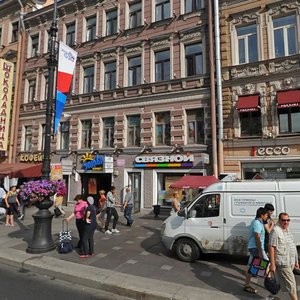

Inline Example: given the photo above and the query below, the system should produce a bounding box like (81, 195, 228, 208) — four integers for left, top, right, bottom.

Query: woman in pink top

(66, 194, 88, 250)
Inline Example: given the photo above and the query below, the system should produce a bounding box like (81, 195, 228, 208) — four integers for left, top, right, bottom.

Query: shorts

(247, 248, 269, 266)
(276, 265, 297, 294)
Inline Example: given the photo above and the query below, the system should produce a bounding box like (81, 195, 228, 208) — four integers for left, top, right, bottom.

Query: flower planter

(26, 196, 56, 254)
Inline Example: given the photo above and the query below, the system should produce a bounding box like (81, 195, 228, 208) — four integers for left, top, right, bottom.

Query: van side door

(186, 193, 224, 253)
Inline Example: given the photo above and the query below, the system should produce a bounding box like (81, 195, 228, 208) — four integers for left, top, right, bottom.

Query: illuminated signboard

(0, 59, 14, 152)
(134, 154, 194, 168)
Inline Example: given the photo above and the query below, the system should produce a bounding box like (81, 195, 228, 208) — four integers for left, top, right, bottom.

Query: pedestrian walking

(264, 203, 275, 252)
(97, 189, 106, 229)
(123, 187, 134, 226)
(65, 194, 88, 250)
(80, 196, 97, 258)
(17, 185, 27, 220)
(269, 212, 299, 300)
(104, 186, 120, 234)
(171, 191, 180, 214)
(4, 186, 20, 227)
(243, 207, 269, 294)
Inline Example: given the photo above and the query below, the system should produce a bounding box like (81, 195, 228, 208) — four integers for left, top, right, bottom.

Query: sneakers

(111, 229, 120, 233)
(105, 230, 112, 235)
(18, 214, 24, 220)
(79, 255, 89, 259)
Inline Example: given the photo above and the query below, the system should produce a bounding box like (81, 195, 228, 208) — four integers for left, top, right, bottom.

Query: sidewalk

(0, 205, 283, 300)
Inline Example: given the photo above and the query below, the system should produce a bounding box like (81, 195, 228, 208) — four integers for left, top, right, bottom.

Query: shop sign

(257, 146, 290, 156)
(51, 163, 63, 180)
(20, 152, 43, 162)
(105, 156, 114, 173)
(134, 154, 194, 168)
(0, 59, 14, 151)
(81, 152, 104, 172)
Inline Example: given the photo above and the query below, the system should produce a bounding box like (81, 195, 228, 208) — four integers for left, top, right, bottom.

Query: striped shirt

(269, 224, 298, 267)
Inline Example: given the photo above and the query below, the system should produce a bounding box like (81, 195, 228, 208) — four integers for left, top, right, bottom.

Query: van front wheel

(175, 238, 200, 262)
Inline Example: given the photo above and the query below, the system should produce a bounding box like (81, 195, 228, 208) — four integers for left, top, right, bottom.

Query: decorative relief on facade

(124, 46, 142, 55)
(100, 50, 117, 60)
(269, 59, 298, 73)
(150, 39, 170, 49)
(80, 56, 95, 64)
(242, 83, 255, 95)
(281, 77, 295, 89)
(179, 30, 202, 42)
(268, 2, 300, 16)
(231, 66, 261, 79)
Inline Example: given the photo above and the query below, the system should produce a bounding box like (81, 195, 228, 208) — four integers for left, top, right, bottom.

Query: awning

(169, 175, 219, 189)
(0, 163, 42, 178)
(277, 90, 300, 108)
(237, 95, 260, 112)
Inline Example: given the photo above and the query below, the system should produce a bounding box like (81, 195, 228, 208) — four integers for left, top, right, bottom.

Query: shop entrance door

(128, 172, 141, 213)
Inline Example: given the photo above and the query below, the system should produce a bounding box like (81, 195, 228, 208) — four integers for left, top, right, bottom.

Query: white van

(161, 180, 300, 262)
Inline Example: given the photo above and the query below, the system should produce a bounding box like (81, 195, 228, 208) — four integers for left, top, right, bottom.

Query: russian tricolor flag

(54, 42, 77, 134)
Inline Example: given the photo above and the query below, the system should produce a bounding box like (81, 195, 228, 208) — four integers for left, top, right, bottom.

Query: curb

(0, 247, 242, 300)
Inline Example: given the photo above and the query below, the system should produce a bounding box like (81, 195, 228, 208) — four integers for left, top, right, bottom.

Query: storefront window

(157, 173, 185, 206)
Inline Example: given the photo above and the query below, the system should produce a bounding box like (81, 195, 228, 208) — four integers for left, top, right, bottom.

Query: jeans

(105, 207, 119, 230)
(124, 205, 133, 225)
(75, 218, 85, 249)
(82, 226, 96, 255)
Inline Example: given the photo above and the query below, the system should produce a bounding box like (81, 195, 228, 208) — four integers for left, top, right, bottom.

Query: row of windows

(239, 107, 300, 136)
(22, 109, 205, 151)
(24, 42, 203, 102)
(234, 14, 298, 64)
(24, 0, 203, 57)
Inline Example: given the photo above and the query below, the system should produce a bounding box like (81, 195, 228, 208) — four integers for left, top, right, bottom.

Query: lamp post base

(26, 197, 56, 254)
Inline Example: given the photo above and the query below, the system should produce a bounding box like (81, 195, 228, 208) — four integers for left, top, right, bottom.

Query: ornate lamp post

(26, 0, 58, 254)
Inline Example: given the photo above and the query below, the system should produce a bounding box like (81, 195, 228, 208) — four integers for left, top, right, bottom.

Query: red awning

(277, 90, 300, 108)
(237, 95, 260, 112)
(169, 175, 219, 189)
(0, 163, 42, 178)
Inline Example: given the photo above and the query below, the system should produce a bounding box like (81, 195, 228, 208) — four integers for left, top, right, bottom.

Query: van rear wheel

(175, 238, 200, 262)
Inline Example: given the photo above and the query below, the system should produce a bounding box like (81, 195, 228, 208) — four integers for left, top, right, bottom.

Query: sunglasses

(280, 219, 290, 222)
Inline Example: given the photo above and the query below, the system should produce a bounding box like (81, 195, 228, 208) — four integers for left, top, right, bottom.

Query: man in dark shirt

(81, 196, 97, 258)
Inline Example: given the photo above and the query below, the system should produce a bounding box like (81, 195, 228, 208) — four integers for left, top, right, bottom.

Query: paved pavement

(0, 205, 299, 299)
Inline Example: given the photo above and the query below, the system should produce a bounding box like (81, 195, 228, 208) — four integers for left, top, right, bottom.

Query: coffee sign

(20, 152, 43, 162)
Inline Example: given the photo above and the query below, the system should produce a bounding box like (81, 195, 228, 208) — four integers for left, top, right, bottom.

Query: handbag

(264, 271, 281, 295)
(57, 219, 73, 254)
(248, 256, 269, 278)
(54, 206, 63, 217)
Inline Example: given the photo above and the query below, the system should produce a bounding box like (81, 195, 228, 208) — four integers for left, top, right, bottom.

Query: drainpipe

(8, 1, 26, 163)
(208, 0, 218, 177)
(214, 0, 224, 174)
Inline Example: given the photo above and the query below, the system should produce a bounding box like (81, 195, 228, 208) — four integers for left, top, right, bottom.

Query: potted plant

(21, 180, 66, 254)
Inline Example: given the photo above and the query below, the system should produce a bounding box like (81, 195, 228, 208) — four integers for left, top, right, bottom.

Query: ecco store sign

(257, 146, 290, 156)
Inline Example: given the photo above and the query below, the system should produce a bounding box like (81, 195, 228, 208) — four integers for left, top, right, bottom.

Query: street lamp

(41, 0, 57, 179)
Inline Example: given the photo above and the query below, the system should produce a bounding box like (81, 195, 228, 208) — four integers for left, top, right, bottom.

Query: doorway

(128, 172, 141, 213)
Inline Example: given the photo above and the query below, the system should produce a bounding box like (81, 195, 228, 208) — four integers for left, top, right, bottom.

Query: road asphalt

(0, 205, 296, 300)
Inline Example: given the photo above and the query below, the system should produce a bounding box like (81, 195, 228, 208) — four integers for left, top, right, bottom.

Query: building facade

(220, 0, 300, 180)
(18, 0, 214, 209)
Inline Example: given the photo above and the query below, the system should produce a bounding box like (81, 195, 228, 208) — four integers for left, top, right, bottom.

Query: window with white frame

(60, 121, 70, 150)
(155, 0, 170, 21)
(186, 109, 204, 144)
(81, 120, 92, 148)
(129, 1, 142, 28)
(40, 124, 45, 150)
(24, 126, 32, 151)
(155, 112, 171, 145)
(66, 22, 76, 46)
(236, 24, 258, 64)
(155, 49, 170, 81)
(185, 42, 203, 76)
(273, 15, 297, 58)
(278, 107, 300, 133)
(127, 115, 140, 146)
(30, 34, 39, 57)
(104, 61, 116, 90)
(11, 22, 18, 43)
(106, 9, 118, 36)
(83, 66, 94, 93)
(28, 79, 36, 102)
(86, 15, 96, 42)
(185, 0, 203, 14)
(128, 55, 142, 86)
(103, 117, 115, 148)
